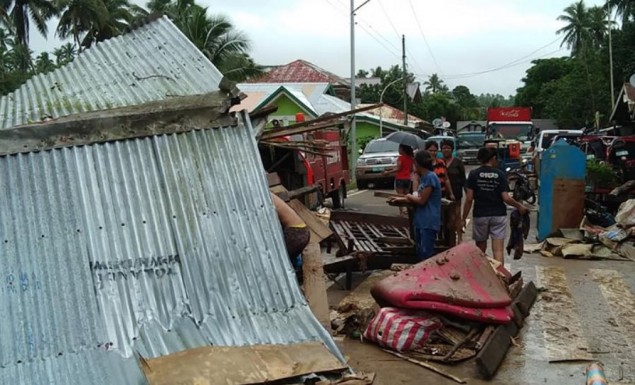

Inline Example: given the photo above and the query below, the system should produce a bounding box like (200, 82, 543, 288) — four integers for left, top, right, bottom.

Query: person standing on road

(424, 141, 455, 201)
(390, 150, 441, 260)
(461, 147, 527, 265)
(383, 144, 414, 216)
(441, 139, 466, 246)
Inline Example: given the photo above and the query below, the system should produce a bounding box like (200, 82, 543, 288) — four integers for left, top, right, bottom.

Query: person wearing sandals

(383, 144, 414, 216)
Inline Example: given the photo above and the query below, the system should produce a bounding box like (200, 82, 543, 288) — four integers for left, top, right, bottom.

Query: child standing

(391, 150, 441, 260)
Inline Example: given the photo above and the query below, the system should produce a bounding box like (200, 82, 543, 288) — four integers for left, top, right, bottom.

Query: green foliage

(357, 136, 375, 151)
(516, 2, 635, 128)
(586, 159, 618, 187)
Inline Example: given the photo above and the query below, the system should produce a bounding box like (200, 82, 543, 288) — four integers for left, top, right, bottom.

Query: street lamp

(379, 78, 403, 137)
(350, 0, 371, 181)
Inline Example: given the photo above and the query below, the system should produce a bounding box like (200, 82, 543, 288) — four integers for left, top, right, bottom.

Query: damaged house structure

(0, 16, 345, 384)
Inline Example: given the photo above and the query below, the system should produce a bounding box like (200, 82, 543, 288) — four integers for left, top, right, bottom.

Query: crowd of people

(387, 140, 528, 265)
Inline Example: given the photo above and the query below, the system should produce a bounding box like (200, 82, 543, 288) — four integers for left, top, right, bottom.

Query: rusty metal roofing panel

(0, 16, 223, 130)
(0, 115, 340, 384)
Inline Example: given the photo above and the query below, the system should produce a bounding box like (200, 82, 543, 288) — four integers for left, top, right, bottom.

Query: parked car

(355, 138, 399, 189)
(457, 132, 485, 164)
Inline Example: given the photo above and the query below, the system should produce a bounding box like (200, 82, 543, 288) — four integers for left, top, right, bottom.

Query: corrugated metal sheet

(0, 117, 340, 384)
(0, 16, 341, 384)
(0, 16, 224, 130)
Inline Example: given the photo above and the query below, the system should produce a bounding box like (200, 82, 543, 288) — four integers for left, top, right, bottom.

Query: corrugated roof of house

(248, 60, 350, 86)
(0, 17, 341, 385)
(0, 16, 224, 130)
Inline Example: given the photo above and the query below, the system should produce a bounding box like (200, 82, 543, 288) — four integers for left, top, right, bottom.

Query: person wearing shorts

(461, 148, 527, 265)
(383, 144, 414, 216)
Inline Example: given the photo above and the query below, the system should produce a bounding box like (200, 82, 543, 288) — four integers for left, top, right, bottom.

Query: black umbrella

(384, 131, 427, 150)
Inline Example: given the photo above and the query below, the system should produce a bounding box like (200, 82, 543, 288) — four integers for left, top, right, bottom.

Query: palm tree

(0, 23, 12, 50)
(587, 6, 609, 47)
(608, 0, 635, 24)
(53, 42, 76, 65)
(56, 0, 106, 48)
(557, 1, 591, 56)
(81, 0, 133, 47)
(423, 73, 445, 94)
(34, 51, 54, 72)
(0, 0, 58, 47)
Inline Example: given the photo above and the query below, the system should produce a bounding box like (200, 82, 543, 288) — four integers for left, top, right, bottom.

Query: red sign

(487, 107, 532, 122)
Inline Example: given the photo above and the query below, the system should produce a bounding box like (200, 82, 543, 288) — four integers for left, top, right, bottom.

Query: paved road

(331, 189, 635, 385)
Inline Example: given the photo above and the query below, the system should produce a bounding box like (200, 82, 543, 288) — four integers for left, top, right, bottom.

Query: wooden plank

(287, 199, 332, 243)
(267, 172, 282, 187)
(373, 191, 401, 199)
(535, 266, 593, 362)
(140, 342, 346, 385)
(0, 92, 233, 156)
(590, 269, 635, 350)
(475, 322, 517, 379)
(513, 280, 537, 317)
(330, 211, 409, 227)
(302, 241, 330, 328)
(378, 237, 413, 246)
(260, 103, 383, 140)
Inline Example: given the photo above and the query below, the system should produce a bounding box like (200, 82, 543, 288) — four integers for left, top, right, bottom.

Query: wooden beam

(267, 172, 282, 187)
(0, 92, 233, 156)
(260, 103, 383, 140)
(302, 241, 330, 329)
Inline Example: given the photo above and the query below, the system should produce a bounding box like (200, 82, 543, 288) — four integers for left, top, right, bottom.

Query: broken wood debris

(381, 349, 466, 384)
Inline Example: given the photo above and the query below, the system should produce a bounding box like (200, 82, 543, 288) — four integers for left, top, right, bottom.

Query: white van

(533, 129, 584, 175)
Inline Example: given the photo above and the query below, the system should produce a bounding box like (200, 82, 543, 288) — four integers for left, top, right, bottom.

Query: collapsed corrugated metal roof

(0, 16, 227, 129)
(0, 16, 341, 385)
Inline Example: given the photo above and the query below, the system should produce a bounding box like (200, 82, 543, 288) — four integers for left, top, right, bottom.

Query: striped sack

(363, 307, 442, 352)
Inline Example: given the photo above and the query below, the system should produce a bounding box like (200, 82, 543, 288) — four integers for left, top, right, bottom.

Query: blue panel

(538, 139, 586, 240)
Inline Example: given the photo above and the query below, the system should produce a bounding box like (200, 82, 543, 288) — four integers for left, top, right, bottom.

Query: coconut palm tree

(53, 42, 76, 65)
(56, 0, 106, 49)
(81, 0, 133, 47)
(0, 0, 58, 47)
(557, 1, 591, 56)
(34, 51, 54, 72)
(587, 6, 609, 47)
(423, 73, 445, 94)
(608, 0, 635, 24)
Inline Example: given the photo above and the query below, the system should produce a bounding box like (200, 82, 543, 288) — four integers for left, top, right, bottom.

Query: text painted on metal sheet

(90, 255, 181, 288)
(3, 272, 42, 294)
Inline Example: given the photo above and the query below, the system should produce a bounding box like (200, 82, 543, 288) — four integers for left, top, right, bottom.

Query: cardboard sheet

(140, 342, 347, 385)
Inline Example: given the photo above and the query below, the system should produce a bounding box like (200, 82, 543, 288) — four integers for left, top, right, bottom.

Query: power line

(377, 0, 401, 40)
(408, 0, 442, 74)
(322, 0, 401, 59)
(415, 46, 565, 81)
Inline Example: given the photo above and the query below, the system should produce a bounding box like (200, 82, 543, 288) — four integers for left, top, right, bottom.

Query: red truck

(486, 107, 535, 159)
(259, 128, 350, 209)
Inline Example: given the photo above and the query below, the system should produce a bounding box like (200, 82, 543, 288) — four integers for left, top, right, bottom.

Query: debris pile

(526, 199, 635, 262)
(331, 243, 537, 381)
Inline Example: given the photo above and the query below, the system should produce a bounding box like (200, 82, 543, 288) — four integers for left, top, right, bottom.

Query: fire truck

(259, 121, 350, 209)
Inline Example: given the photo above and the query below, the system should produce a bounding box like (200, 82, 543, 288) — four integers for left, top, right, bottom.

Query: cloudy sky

(31, 0, 609, 96)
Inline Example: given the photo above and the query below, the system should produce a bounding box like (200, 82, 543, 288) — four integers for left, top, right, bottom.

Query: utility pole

(607, 2, 615, 109)
(402, 35, 408, 126)
(350, 0, 370, 178)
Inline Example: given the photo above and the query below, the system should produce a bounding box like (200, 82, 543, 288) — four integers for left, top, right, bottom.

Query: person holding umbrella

(382, 144, 414, 216)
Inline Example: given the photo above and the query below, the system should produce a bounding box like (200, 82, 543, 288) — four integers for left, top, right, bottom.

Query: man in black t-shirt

(462, 148, 527, 265)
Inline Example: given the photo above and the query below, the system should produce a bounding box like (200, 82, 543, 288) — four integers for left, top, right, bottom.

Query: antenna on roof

(629, 73, 635, 86)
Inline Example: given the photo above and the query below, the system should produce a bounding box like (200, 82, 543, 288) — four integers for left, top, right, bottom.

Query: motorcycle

(506, 159, 537, 204)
